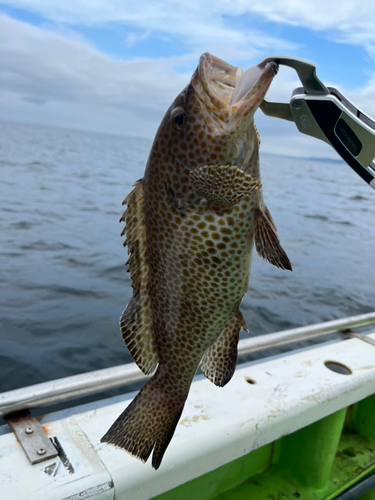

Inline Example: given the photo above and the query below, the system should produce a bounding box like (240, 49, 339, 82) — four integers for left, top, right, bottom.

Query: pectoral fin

(200, 311, 248, 387)
(255, 207, 292, 271)
(190, 165, 261, 208)
(120, 180, 159, 375)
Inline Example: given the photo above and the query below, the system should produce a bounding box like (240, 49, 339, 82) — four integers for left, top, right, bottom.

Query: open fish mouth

(196, 53, 278, 111)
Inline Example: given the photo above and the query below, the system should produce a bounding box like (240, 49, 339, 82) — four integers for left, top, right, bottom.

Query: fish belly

(145, 196, 256, 387)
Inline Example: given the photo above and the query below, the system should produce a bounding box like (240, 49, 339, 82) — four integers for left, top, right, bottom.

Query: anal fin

(255, 207, 292, 271)
(200, 311, 248, 387)
(190, 165, 261, 208)
(120, 180, 158, 375)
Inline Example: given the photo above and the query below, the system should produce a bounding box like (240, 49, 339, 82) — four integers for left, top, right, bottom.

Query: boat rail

(1, 311, 375, 418)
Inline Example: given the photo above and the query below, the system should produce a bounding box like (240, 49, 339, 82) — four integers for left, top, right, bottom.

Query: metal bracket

(260, 56, 328, 121)
(5, 410, 58, 465)
(260, 56, 329, 122)
(259, 100, 294, 122)
(260, 56, 329, 94)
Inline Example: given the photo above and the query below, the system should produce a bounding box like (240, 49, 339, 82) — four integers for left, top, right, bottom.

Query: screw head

(293, 100, 302, 110)
(25, 427, 34, 434)
(37, 448, 46, 456)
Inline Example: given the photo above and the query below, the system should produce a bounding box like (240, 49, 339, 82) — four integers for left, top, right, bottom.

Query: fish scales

(101, 53, 291, 469)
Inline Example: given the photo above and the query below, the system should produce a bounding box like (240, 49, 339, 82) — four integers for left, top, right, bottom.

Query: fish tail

(100, 379, 185, 470)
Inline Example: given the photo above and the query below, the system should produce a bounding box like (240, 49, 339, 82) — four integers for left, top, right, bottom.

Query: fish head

(154, 53, 278, 171)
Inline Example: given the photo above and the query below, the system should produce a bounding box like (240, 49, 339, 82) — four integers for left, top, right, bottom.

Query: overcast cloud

(1, 1, 375, 158)
(0, 14, 192, 137)
(3, 0, 375, 38)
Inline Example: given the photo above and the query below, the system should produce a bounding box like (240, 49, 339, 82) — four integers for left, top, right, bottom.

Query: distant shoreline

(261, 152, 344, 164)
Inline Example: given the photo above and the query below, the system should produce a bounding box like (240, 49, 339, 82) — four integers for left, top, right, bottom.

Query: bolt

(37, 448, 46, 456)
(25, 427, 34, 434)
(293, 100, 302, 110)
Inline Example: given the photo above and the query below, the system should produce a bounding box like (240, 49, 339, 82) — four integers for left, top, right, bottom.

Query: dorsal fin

(119, 180, 158, 375)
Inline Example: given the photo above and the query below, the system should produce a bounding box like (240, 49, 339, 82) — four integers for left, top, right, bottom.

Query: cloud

(22, 96, 47, 104)
(124, 30, 151, 48)
(0, 1, 299, 58)
(0, 14, 192, 137)
(236, 1, 375, 61)
(234, 1, 374, 29)
(1, 5, 374, 160)
(3, 0, 375, 49)
(0, 13, 301, 143)
(0, 15, 188, 109)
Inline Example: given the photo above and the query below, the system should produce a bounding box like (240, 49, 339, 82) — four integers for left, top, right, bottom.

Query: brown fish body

(101, 53, 291, 469)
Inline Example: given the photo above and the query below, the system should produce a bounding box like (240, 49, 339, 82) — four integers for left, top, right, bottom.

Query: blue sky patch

(1, 1, 374, 156)
(1, 3, 371, 89)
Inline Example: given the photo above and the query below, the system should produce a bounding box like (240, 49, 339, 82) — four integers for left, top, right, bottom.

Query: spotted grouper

(101, 53, 292, 469)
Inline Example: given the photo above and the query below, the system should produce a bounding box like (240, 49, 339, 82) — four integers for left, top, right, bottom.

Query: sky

(1, 1, 375, 158)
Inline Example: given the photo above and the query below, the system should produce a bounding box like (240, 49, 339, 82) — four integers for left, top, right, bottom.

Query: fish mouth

(196, 53, 278, 112)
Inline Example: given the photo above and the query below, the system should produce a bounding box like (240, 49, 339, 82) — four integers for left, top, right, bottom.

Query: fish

(101, 52, 292, 469)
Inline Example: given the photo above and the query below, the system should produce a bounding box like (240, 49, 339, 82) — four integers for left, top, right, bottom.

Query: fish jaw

(193, 52, 278, 133)
(145, 53, 277, 174)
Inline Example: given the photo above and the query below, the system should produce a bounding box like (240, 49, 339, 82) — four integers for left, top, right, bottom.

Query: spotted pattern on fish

(101, 53, 292, 469)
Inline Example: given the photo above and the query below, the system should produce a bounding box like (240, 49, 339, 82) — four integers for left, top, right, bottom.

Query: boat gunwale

(1, 311, 375, 417)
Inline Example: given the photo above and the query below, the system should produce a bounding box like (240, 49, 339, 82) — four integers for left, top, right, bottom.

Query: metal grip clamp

(260, 56, 375, 190)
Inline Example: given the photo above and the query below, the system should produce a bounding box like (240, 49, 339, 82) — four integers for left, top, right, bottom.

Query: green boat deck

(156, 395, 375, 500)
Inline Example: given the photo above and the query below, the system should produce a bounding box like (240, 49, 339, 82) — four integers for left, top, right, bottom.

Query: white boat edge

(0, 331, 374, 500)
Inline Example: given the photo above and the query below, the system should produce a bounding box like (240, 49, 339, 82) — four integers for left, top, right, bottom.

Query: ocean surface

(1, 120, 374, 398)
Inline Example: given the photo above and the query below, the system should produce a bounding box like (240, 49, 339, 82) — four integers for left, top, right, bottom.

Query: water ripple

(1, 121, 374, 394)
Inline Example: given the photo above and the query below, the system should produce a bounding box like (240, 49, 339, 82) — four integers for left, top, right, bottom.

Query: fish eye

(171, 108, 187, 130)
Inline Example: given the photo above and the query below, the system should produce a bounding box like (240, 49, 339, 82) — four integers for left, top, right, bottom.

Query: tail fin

(101, 380, 185, 470)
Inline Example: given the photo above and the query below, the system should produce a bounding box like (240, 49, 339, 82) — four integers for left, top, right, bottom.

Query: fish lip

(258, 58, 279, 74)
(232, 60, 278, 109)
(195, 53, 278, 111)
(195, 53, 236, 110)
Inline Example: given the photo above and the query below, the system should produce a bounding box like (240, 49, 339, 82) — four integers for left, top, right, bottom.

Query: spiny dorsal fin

(189, 165, 261, 208)
(119, 180, 158, 375)
(255, 207, 292, 271)
(200, 310, 248, 387)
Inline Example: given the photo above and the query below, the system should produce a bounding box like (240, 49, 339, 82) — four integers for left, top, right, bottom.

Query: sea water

(1, 120, 374, 394)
